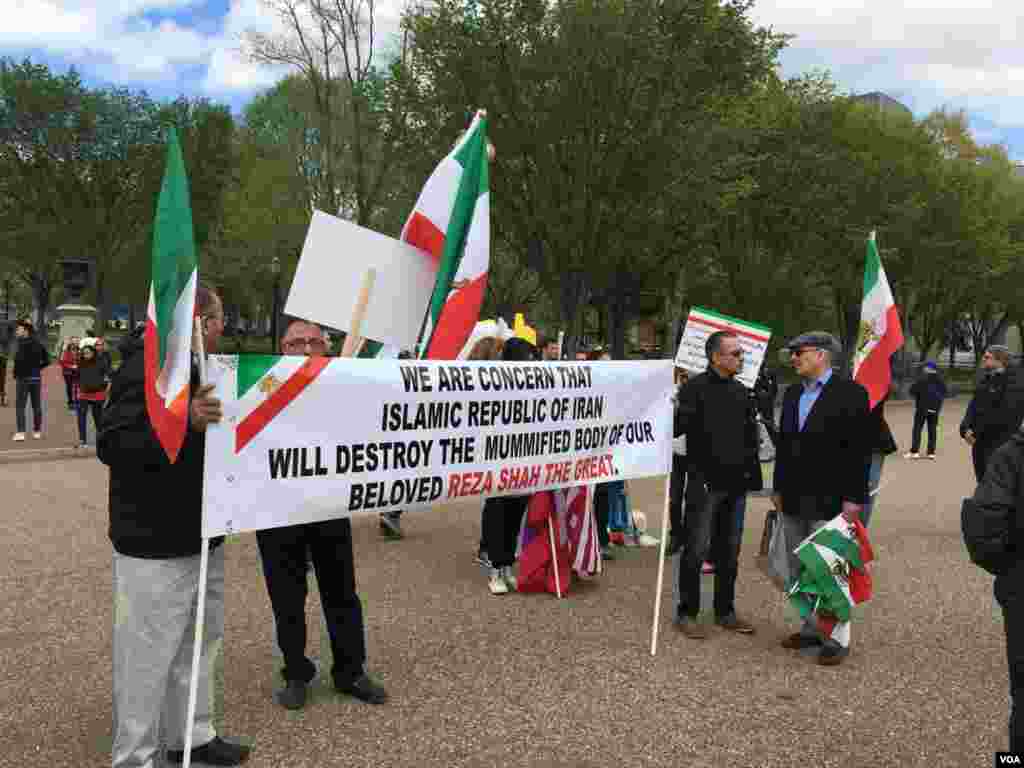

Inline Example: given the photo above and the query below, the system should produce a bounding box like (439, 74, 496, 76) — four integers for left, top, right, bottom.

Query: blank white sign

(284, 210, 438, 350)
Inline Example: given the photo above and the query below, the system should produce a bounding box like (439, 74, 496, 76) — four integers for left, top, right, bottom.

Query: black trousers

(593, 484, 610, 548)
(973, 439, 1003, 483)
(481, 495, 528, 568)
(256, 517, 365, 687)
(678, 491, 744, 620)
(63, 374, 76, 407)
(910, 410, 938, 455)
(0, 358, 7, 402)
(15, 379, 41, 432)
(76, 400, 103, 443)
(996, 564, 1023, 753)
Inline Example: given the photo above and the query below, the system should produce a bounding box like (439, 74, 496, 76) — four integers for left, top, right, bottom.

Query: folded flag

(563, 486, 600, 577)
(788, 516, 874, 624)
(517, 491, 571, 596)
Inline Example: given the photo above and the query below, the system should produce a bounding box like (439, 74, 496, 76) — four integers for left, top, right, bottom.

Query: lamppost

(270, 255, 281, 345)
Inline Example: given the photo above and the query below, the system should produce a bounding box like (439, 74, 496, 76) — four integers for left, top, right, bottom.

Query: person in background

(960, 345, 1024, 483)
(95, 335, 113, 372)
(906, 361, 947, 459)
(590, 348, 628, 557)
(861, 395, 898, 528)
(60, 336, 80, 410)
(466, 337, 507, 567)
(667, 366, 690, 556)
(753, 366, 779, 447)
(256, 317, 387, 711)
(0, 325, 9, 406)
(541, 336, 561, 361)
(482, 336, 536, 594)
(12, 319, 49, 442)
(75, 340, 110, 449)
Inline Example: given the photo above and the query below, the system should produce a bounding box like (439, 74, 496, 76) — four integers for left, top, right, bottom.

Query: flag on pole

(853, 231, 904, 409)
(144, 128, 198, 463)
(788, 516, 874, 625)
(402, 112, 490, 360)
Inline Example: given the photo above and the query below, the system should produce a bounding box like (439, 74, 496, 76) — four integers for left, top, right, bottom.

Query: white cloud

(751, 0, 1024, 133)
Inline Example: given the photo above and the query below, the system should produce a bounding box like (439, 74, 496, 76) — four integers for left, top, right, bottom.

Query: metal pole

(270, 276, 280, 347)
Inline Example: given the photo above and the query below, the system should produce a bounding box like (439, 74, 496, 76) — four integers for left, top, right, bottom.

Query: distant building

(853, 92, 913, 118)
(1015, 162, 1024, 178)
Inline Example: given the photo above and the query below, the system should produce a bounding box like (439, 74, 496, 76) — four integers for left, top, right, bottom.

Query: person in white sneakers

(12, 319, 49, 441)
(906, 361, 947, 460)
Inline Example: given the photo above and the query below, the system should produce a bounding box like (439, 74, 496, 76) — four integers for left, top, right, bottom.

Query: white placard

(202, 357, 673, 537)
(284, 210, 437, 350)
(675, 306, 772, 389)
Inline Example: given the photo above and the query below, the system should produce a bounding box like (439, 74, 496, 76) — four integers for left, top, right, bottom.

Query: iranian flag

(402, 111, 490, 360)
(788, 516, 874, 627)
(853, 231, 904, 409)
(144, 128, 199, 463)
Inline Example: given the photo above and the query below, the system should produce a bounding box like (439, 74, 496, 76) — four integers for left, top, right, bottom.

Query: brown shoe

(781, 632, 823, 650)
(817, 645, 848, 666)
(675, 615, 707, 640)
(716, 614, 755, 634)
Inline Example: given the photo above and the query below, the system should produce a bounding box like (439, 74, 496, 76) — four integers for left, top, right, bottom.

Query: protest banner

(674, 307, 772, 389)
(284, 210, 437, 351)
(202, 357, 673, 538)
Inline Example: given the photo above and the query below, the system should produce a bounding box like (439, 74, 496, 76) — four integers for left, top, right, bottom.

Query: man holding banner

(255, 318, 387, 710)
(100, 286, 252, 768)
(674, 331, 762, 639)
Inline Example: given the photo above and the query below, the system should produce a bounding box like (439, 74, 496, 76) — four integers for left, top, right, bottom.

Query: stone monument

(55, 259, 97, 355)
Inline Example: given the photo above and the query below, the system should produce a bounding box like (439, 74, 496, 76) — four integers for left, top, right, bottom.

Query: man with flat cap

(772, 331, 871, 666)
(961, 344, 1024, 483)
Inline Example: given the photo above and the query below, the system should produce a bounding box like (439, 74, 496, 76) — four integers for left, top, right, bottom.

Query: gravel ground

(0, 398, 1011, 767)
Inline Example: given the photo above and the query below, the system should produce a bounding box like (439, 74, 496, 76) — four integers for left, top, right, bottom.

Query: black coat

(674, 369, 762, 494)
(966, 430, 1023, 580)
(98, 330, 220, 558)
(773, 374, 872, 520)
(13, 337, 49, 379)
(909, 372, 948, 414)
(865, 397, 898, 456)
(961, 367, 1024, 450)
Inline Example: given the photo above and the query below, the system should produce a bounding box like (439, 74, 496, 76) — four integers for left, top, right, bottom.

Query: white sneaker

(636, 533, 660, 548)
(32, 432, 42, 440)
(904, 452, 919, 460)
(12, 432, 25, 442)
(502, 566, 517, 591)
(488, 569, 509, 595)
(926, 454, 937, 460)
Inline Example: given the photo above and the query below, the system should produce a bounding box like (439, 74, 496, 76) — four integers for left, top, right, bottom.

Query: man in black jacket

(256, 317, 387, 711)
(99, 286, 251, 767)
(961, 346, 1024, 482)
(674, 331, 762, 639)
(773, 331, 871, 667)
(907, 361, 947, 459)
(12, 319, 49, 440)
(968, 430, 1024, 753)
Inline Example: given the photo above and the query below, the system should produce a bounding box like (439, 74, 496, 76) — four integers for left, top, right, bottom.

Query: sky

(1, 0, 1022, 161)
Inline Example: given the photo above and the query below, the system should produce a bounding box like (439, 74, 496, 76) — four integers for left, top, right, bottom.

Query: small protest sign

(674, 307, 772, 389)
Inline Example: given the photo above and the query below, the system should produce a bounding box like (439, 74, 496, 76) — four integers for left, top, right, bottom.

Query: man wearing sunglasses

(773, 331, 871, 667)
(254, 317, 387, 711)
(674, 330, 763, 640)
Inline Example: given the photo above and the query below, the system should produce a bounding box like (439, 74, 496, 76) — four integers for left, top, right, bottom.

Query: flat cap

(783, 331, 842, 356)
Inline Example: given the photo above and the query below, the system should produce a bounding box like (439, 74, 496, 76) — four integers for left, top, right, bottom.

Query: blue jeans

(861, 454, 885, 528)
(15, 378, 42, 433)
(678, 492, 747, 619)
(77, 401, 103, 444)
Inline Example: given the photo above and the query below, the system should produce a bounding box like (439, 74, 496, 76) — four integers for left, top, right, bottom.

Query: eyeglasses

(723, 349, 744, 358)
(283, 337, 328, 353)
(790, 348, 816, 357)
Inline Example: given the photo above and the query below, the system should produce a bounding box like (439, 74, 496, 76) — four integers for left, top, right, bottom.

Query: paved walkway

(1, 399, 1012, 767)
(0, 364, 97, 462)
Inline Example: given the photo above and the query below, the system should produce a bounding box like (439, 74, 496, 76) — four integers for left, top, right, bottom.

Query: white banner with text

(202, 356, 673, 537)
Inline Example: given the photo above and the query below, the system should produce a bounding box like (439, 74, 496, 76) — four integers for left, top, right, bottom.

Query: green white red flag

(144, 128, 198, 463)
(853, 231, 904, 409)
(402, 112, 490, 360)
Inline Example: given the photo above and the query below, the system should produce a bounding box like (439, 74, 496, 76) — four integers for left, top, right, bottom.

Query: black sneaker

(336, 672, 388, 705)
(474, 549, 492, 569)
(379, 515, 403, 540)
(166, 736, 251, 766)
(665, 534, 683, 557)
(278, 679, 307, 710)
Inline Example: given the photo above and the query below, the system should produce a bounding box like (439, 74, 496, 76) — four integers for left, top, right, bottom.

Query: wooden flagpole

(547, 516, 562, 599)
(649, 472, 673, 656)
(341, 268, 376, 358)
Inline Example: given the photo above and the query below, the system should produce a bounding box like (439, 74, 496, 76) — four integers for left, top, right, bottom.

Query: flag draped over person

(402, 111, 490, 360)
(144, 128, 198, 463)
(853, 231, 904, 409)
(788, 516, 874, 644)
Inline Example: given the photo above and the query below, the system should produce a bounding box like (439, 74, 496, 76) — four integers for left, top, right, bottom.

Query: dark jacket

(865, 397, 898, 456)
(909, 372, 947, 414)
(674, 369, 762, 494)
(98, 330, 219, 558)
(774, 374, 872, 520)
(78, 356, 110, 393)
(13, 336, 49, 379)
(965, 430, 1024, 577)
(961, 367, 1024, 448)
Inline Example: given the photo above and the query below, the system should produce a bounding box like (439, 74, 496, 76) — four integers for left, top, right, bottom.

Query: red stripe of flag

(403, 211, 446, 264)
(143, 318, 189, 462)
(235, 356, 332, 453)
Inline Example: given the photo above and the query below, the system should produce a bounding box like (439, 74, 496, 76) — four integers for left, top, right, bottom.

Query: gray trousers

(782, 515, 851, 649)
(112, 547, 225, 768)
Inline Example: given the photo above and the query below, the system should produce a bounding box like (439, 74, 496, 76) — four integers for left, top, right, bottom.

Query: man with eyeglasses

(674, 330, 763, 640)
(961, 345, 1024, 483)
(254, 317, 387, 711)
(773, 331, 871, 667)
